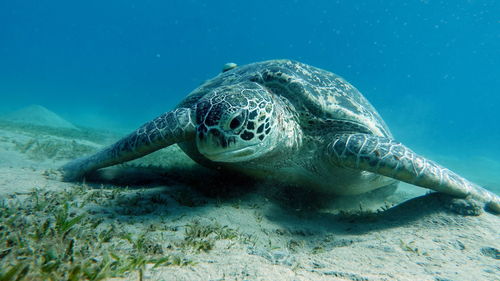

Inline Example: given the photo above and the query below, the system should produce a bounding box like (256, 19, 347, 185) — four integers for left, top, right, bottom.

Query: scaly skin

(327, 133, 500, 213)
(61, 108, 195, 181)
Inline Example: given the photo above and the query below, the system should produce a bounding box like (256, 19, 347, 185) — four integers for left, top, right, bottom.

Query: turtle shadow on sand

(265, 192, 462, 235)
(82, 164, 258, 199)
(257, 183, 468, 235)
(79, 164, 260, 217)
(79, 163, 459, 235)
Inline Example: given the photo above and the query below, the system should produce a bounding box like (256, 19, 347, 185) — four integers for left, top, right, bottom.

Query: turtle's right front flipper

(60, 107, 196, 181)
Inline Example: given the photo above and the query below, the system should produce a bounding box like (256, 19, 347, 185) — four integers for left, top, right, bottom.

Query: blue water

(1, 1, 499, 161)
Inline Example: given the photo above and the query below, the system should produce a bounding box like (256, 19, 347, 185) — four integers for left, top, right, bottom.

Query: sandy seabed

(0, 110, 498, 281)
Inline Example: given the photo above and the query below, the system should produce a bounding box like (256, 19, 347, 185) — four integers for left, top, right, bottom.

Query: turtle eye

(230, 116, 241, 129)
(228, 111, 246, 130)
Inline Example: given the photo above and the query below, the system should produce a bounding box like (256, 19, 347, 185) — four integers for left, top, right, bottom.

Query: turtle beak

(197, 128, 258, 162)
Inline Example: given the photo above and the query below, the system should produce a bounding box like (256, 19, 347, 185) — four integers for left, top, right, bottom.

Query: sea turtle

(61, 59, 500, 214)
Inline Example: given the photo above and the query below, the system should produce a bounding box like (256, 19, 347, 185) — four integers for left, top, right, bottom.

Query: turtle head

(195, 82, 280, 162)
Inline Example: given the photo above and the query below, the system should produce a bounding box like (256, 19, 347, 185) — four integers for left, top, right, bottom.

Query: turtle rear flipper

(327, 133, 500, 214)
(60, 108, 196, 181)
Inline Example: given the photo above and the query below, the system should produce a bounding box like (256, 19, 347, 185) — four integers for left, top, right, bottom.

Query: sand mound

(0, 104, 78, 130)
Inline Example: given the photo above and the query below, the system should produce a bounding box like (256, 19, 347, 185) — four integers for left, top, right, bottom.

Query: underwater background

(1, 0, 499, 191)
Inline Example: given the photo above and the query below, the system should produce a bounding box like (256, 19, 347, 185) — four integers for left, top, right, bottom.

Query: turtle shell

(178, 59, 391, 137)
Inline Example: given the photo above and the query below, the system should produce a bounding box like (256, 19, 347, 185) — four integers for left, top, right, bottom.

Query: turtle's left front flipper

(60, 108, 196, 181)
(327, 133, 500, 214)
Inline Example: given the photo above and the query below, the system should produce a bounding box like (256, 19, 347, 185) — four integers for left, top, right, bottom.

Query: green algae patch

(0, 186, 193, 281)
(179, 220, 239, 252)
